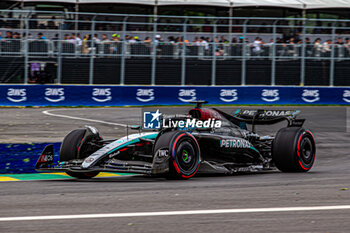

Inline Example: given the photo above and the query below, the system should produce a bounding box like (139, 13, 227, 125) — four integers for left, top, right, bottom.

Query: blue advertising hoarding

(0, 85, 349, 106)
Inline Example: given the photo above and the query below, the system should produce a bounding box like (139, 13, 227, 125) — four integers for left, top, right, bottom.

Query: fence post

(89, 17, 96, 84)
(24, 17, 29, 84)
(241, 19, 249, 86)
(151, 16, 158, 85)
(271, 20, 278, 86)
(211, 20, 218, 86)
(57, 18, 63, 84)
(329, 24, 336, 87)
(120, 16, 128, 85)
(300, 19, 307, 86)
(181, 19, 188, 86)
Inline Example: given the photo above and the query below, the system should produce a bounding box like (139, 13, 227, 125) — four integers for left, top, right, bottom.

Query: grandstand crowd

(1, 29, 350, 58)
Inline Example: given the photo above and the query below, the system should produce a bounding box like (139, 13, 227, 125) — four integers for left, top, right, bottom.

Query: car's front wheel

(60, 129, 100, 179)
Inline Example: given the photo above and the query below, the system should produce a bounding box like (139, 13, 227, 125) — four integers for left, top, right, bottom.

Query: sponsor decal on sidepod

(7, 88, 27, 102)
(92, 88, 112, 102)
(261, 89, 279, 102)
(44, 88, 65, 102)
(220, 139, 252, 148)
(220, 89, 238, 102)
(136, 89, 155, 102)
(178, 89, 196, 102)
(302, 89, 320, 103)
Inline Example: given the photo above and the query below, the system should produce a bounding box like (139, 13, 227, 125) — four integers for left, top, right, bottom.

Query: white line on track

(42, 109, 127, 127)
(1, 205, 350, 222)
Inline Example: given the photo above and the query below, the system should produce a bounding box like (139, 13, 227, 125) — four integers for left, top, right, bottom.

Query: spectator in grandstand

(110, 34, 120, 54)
(5, 31, 12, 40)
(63, 34, 70, 42)
(144, 37, 152, 44)
(345, 38, 350, 45)
(220, 36, 228, 43)
(155, 35, 163, 45)
(0, 32, 2, 40)
(93, 34, 101, 44)
(304, 37, 313, 57)
(214, 37, 225, 55)
(82, 35, 90, 54)
(287, 37, 296, 56)
(252, 37, 264, 56)
(38, 33, 47, 40)
(71, 33, 82, 47)
(215, 49, 222, 56)
(101, 34, 109, 42)
(335, 37, 343, 45)
(199, 37, 209, 51)
(29, 62, 41, 83)
(231, 38, 237, 43)
(111, 34, 120, 41)
(313, 38, 322, 57)
(167, 36, 175, 44)
(322, 40, 332, 57)
(128, 36, 137, 44)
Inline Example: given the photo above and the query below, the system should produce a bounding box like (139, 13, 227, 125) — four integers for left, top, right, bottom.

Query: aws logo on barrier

(302, 89, 320, 103)
(92, 88, 112, 102)
(178, 89, 196, 102)
(7, 88, 27, 102)
(343, 90, 350, 103)
(45, 88, 65, 102)
(261, 89, 279, 102)
(136, 89, 154, 102)
(220, 89, 238, 102)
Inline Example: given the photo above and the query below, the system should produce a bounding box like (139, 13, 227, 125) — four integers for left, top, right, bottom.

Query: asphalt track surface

(1, 106, 350, 233)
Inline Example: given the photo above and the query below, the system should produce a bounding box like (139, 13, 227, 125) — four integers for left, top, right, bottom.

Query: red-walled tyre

(154, 131, 200, 179)
(272, 127, 316, 172)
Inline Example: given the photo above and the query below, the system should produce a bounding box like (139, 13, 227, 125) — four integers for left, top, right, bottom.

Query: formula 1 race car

(36, 101, 316, 179)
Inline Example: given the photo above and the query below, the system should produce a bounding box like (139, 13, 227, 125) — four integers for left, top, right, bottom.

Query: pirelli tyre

(272, 127, 316, 172)
(60, 129, 100, 179)
(154, 131, 200, 179)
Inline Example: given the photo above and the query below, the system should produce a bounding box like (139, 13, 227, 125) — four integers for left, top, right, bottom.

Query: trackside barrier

(0, 85, 350, 106)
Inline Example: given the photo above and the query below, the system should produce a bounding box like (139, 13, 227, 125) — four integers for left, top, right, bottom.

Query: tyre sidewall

(273, 127, 316, 172)
(169, 132, 200, 178)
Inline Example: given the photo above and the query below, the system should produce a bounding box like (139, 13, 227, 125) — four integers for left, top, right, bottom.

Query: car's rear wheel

(154, 131, 200, 179)
(272, 127, 316, 172)
(60, 129, 100, 179)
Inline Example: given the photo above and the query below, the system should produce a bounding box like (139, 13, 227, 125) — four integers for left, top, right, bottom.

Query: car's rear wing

(232, 109, 304, 126)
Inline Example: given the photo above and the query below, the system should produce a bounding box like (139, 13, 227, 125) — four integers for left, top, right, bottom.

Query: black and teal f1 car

(36, 102, 316, 179)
